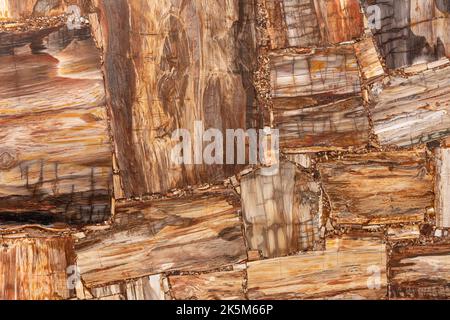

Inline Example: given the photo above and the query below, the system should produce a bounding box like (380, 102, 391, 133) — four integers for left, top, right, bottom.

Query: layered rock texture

(0, 0, 449, 300)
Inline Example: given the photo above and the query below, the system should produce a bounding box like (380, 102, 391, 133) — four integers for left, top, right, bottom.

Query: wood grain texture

(0, 0, 37, 19)
(3, 0, 450, 302)
(0, 26, 112, 225)
(76, 189, 247, 287)
(0, 0, 89, 20)
(0, 236, 75, 300)
(270, 47, 361, 99)
(264, 0, 364, 49)
(274, 96, 369, 151)
(372, 66, 450, 147)
(318, 151, 433, 226)
(362, 0, 450, 69)
(354, 38, 385, 82)
(270, 47, 368, 151)
(284, 153, 313, 168)
(313, 0, 363, 44)
(434, 147, 450, 228)
(389, 244, 450, 299)
(264, 0, 320, 49)
(247, 234, 387, 300)
(387, 225, 420, 241)
(90, 0, 256, 197)
(240, 162, 321, 258)
(169, 269, 245, 300)
(88, 275, 166, 300)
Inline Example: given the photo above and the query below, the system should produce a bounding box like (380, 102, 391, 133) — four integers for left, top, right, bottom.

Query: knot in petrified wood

(0, 150, 18, 170)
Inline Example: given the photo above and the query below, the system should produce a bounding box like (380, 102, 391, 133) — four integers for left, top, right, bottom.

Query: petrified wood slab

(284, 153, 314, 168)
(240, 162, 321, 258)
(0, 26, 112, 225)
(263, 0, 320, 49)
(87, 275, 166, 300)
(168, 269, 246, 300)
(434, 147, 450, 228)
(270, 47, 361, 99)
(318, 151, 433, 226)
(247, 234, 387, 300)
(0, 0, 60, 19)
(274, 96, 369, 151)
(76, 189, 247, 287)
(270, 47, 367, 151)
(387, 225, 421, 241)
(0, 236, 75, 300)
(389, 243, 450, 299)
(403, 57, 450, 74)
(362, 0, 450, 69)
(1, 0, 91, 18)
(372, 66, 450, 147)
(354, 38, 385, 83)
(313, 0, 364, 44)
(89, 0, 256, 197)
(263, 0, 364, 49)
